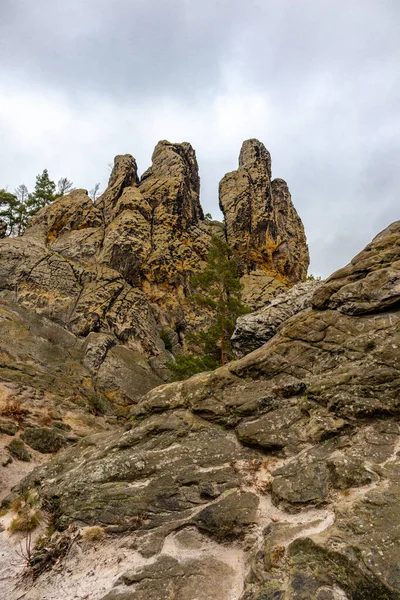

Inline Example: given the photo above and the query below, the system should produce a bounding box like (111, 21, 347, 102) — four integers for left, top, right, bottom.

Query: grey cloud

(0, 0, 399, 278)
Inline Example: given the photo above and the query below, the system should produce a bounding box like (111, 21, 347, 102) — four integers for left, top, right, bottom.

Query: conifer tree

(26, 169, 56, 217)
(167, 236, 250, 380)
(14, 184, 29, 235)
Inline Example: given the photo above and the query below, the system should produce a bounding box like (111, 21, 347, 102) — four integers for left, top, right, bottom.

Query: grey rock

(6, 438, 31, 461)
(0, 418, 18, 436)
(232, 280, 323, 358)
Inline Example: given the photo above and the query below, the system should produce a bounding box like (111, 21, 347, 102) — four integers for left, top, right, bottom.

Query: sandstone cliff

(0, 139, 309, 369)
(1, 220, 399, 600)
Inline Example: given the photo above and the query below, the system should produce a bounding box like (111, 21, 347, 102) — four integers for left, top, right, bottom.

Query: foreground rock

(2, 221, 399, 600)
(232, 279, 323, 357)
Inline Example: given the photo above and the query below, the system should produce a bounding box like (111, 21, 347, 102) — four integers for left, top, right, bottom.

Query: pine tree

(167, 236, 250, 380)
(26, 169, 56, 217)
(190, 235, 250, 364)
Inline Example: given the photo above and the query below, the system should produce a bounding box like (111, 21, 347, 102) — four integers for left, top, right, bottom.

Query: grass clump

(9, 511, 41, 533)
(1, 398, 28, 421)
(82, 526, 105, 542)
(8, 490, 42, 534)
(88, 395, 107, 415)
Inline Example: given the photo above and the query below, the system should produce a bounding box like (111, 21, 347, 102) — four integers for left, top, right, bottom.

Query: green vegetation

(88, 395, 107, 415)
(166, 354, 218, 381)
(306, 273, 322, 281)
(160, 328, 173, 352)
(0, 171, 73, 236)
(167, 236, 250, 381)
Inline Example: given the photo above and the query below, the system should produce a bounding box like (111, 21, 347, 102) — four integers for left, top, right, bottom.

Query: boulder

(6, 438, 31, 461)
(0, 418, 18, 436)
(21, 426, 67, 453)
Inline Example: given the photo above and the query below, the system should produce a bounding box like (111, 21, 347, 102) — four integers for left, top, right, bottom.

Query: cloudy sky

(1, 0, 399, 277)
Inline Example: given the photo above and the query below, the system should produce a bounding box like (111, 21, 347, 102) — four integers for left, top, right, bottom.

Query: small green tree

(0, 189, 19, 236)
(191, 235, 250, 364)
(167, 236, 250, 380)
(0, 188, 28, 236)
(26, 169, 56, 217)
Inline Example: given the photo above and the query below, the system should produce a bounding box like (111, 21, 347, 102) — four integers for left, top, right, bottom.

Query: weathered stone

(1, 159, 399, 600)
(103, 554, 236, 600)
(312, 220, 400, 315)
(0, 139, 308, 365)
(0, 418, 18, 436)
(6, 438, 31, 461)
(193, 490, 259, 541)
(236, 407, 304, 451)
(21, 426, 67, 453)
(94, 345, 163, 406)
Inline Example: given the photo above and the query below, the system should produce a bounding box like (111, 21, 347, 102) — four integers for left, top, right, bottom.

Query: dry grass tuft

(0, 398, 28, 421)
(82, 526, 105, 542)
(9, 511, 41, 533)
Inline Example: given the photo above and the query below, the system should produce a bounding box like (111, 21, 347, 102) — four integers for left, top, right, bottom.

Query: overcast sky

(1, 0, 399, 277)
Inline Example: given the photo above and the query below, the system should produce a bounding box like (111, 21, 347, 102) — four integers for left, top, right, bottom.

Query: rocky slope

(0, 139, 308, 365)
(1, 220, 399, 599)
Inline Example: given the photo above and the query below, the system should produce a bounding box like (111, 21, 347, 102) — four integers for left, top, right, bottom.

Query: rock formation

(0, 139, 309, 371)
(232, 279, 323, 357)
(220, 139, 309, 307)
(1, 220, 399, 599)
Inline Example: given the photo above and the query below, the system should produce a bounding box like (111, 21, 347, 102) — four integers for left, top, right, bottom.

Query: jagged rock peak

(143, 140, 200, 186)
(238, 137, 272, 178)
(219, 138, 309, 307)
(109, 154, 139, 188)
(139, 139, 203, 230)
(96, 154, 139, 223)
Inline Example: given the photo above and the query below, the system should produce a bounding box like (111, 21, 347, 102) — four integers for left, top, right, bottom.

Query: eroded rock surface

(232, 279, 323, 357)
(2, 221, 399, 600)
